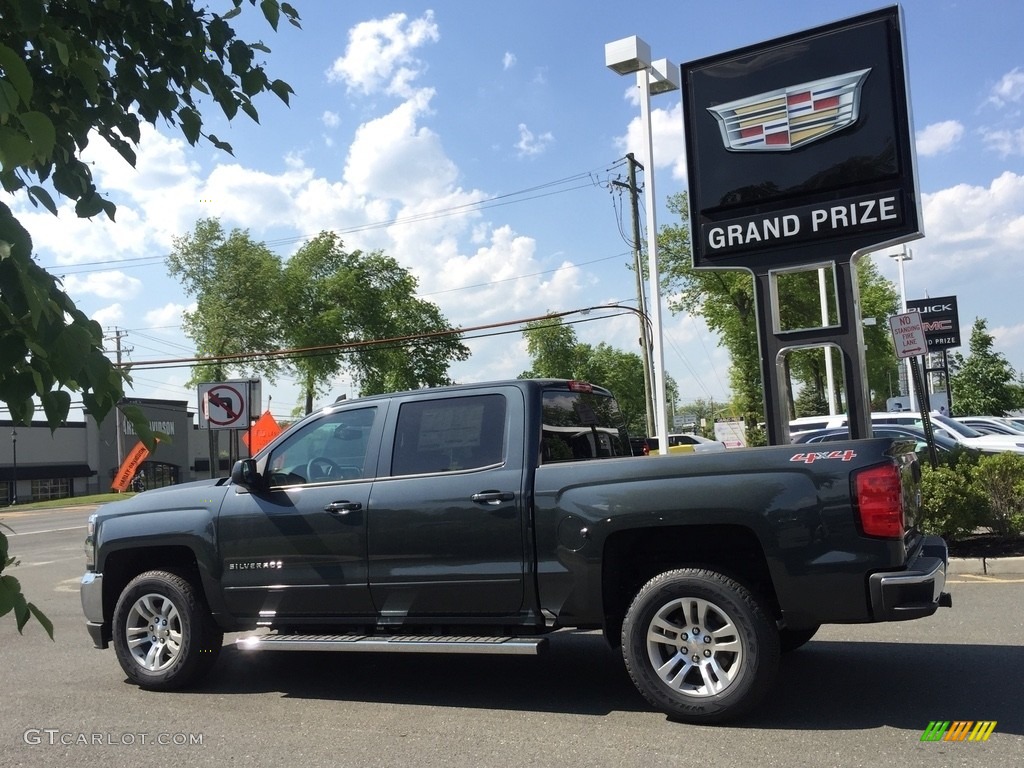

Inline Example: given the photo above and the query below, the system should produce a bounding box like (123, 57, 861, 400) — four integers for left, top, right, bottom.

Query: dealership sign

(682, 6, 921, 269)
(906, 295, 961, 350)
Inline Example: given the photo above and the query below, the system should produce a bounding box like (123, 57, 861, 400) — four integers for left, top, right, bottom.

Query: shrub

(918, 463, 987, 539)
(972, 453, 1024, 536)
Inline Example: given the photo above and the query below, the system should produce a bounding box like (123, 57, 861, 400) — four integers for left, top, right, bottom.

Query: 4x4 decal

(789, 450, 857, 464)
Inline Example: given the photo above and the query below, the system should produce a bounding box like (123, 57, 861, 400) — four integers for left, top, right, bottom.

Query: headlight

(85, 513, 97, 568)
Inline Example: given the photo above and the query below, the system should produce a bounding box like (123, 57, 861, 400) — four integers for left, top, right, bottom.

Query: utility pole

(612, 153, 656, 437)
(107, 328, 131, 470)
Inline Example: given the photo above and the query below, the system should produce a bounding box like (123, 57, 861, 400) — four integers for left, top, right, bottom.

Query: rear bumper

(868, 535, 952, 621)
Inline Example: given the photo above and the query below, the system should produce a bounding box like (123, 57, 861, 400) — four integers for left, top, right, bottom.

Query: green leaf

(269, 79, 293, 106)
(240, 69, 264, 97)
(41, 389, 72, 426)
(70, 59, 101, 101)
(27, 602, 54, 640)
(207, 134, 234, 154)
(0, 80, 20, 115)
(27, 186, 57, 215)
(0, 43, 33, 103)
(178, 107, 201, 145)
(241, 101, 259, 123)
(74, 193, 105, 219)
(260, 0, 281, 31)
(0, 574, 21, 617)
(8, 0, 44, 31)
(17, 111, 57, 160)
(0, 127, 35, 171)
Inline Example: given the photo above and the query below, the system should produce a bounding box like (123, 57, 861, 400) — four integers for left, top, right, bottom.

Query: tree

(950, 318, 1023, 416)
(519, 316, 649, 435)
(167, 219, 285, 386)
(280, 233, 470, 408)
(1, 0, 299, 636)
(170, 224, 470, 414)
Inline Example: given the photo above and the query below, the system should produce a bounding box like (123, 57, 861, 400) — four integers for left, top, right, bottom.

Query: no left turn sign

(201, 383, 246, 428)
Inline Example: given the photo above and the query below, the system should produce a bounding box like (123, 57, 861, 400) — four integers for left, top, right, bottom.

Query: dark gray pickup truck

(81, 379, 950, 723)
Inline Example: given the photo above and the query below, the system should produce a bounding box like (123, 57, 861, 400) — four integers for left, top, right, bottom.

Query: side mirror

(231, 459, 262, 490)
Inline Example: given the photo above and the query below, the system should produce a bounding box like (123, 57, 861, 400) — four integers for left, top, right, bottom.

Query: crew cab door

(218, 405, 384, 620)
(366, 388, 526, 617)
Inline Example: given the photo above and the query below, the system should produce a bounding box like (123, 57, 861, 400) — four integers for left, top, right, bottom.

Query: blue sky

(10, 0, 1024, 422)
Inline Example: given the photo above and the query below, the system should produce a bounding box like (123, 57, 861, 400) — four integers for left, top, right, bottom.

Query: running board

(236, 633, 547, 656)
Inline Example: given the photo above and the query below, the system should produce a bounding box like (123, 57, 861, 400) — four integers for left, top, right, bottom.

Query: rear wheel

(112, 570, 222, 690)
(621, 568, 779, 723)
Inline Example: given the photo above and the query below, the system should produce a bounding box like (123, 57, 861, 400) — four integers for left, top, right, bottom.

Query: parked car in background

(956, 416, 1024, 436)
(637, 433, 728, 454)
(790, 412, 1024, 454)
(791, 424, 986, 457)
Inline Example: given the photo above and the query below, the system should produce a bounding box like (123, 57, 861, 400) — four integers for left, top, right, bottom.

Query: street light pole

(11, 428, 17, 506)
(606, 36, 679, 454)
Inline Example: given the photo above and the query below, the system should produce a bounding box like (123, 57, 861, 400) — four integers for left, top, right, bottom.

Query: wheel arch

(601, 524, 778, 646)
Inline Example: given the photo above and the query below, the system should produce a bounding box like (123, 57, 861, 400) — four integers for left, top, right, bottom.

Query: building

(1, 398, 249, 504)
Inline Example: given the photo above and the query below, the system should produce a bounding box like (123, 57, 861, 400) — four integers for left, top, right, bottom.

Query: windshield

(931, 413, 984, 438)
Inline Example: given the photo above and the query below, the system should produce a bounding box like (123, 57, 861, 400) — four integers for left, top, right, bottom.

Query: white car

(957, 416, 1024, 436)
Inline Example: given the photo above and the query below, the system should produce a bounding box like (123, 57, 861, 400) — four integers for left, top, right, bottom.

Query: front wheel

(112, 570, 223, 690)
(621, 568, 780, 724)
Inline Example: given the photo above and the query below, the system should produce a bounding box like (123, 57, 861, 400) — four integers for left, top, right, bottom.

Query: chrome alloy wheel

(124, 593, 183, 672)
(645, 596, 744, 697)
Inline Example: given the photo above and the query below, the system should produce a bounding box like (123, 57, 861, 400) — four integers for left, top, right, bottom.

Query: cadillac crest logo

(708, 69, 870, 151)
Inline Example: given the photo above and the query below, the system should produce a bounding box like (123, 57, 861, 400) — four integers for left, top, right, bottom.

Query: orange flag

(111, 440, 152, 492)
(242, 410, 282, 455)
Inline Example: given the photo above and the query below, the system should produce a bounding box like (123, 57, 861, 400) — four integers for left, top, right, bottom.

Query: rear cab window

(540, 383, 630, 463)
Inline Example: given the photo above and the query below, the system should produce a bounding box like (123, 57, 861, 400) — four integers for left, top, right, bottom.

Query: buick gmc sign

(682, 6, 922, 270)
(906, 296, 962, 350)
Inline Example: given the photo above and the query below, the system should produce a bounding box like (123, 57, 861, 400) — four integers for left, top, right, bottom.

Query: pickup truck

(80, 379, 951, 723)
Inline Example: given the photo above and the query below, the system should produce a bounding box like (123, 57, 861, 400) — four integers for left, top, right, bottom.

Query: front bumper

(868, 535, 952, 621)
(80, 572, 109, 649)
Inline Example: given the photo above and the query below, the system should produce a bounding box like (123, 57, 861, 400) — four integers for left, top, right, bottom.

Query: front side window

(391, 395, 506, 476)
(266, 407, 377, 486)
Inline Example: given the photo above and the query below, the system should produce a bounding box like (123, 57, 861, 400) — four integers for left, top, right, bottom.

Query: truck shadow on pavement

(199, 634, 1024, 731)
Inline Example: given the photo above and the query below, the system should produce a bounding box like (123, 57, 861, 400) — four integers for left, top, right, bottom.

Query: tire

(112, 570, 223, 691)
(779, 625, 819, 653)
(621, 568, 780, 724)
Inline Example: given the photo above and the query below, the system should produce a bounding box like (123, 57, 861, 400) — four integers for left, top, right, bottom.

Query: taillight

(567, 381, 593, 393)
(854, 463, 904, 538)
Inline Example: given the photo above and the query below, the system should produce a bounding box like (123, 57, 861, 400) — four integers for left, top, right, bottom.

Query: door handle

(471, 491, 515, 505)
(325, 501, 362, 515)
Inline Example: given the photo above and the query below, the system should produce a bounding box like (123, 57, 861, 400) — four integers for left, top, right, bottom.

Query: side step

(236, 633, 547, 656)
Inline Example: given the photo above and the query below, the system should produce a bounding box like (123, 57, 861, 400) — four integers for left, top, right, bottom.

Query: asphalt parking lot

(2, 505, 1022, 768)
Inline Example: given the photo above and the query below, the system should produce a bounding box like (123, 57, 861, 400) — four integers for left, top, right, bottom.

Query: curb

(947, 555, 1024, 576)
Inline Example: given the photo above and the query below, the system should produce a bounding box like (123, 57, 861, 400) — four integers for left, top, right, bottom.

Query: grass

(3, 492, 135, 512)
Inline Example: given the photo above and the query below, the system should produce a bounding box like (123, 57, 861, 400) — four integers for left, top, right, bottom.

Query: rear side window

(541, 388, 630, 462)
(391, 394, 506, 476)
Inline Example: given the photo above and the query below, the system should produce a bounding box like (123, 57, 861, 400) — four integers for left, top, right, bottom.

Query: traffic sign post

(888, 311, 938, 468)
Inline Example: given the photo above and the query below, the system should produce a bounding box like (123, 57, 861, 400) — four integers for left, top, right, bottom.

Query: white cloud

(919, 171, 1024, 270)
(616, 100, 687, 181)
(321, 110, 340, 128)
(63, 271, 142, 299)
(988, 67, 1024, 108)
(91, 303, 124, 328)
(502, 52, 516, 70)
(982, 127, 1024, 157)
(144, 303, 190, 328)
(916, 120, 964, 156)
(325, 11, 439, 97)
(515, 124, 554, 157)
